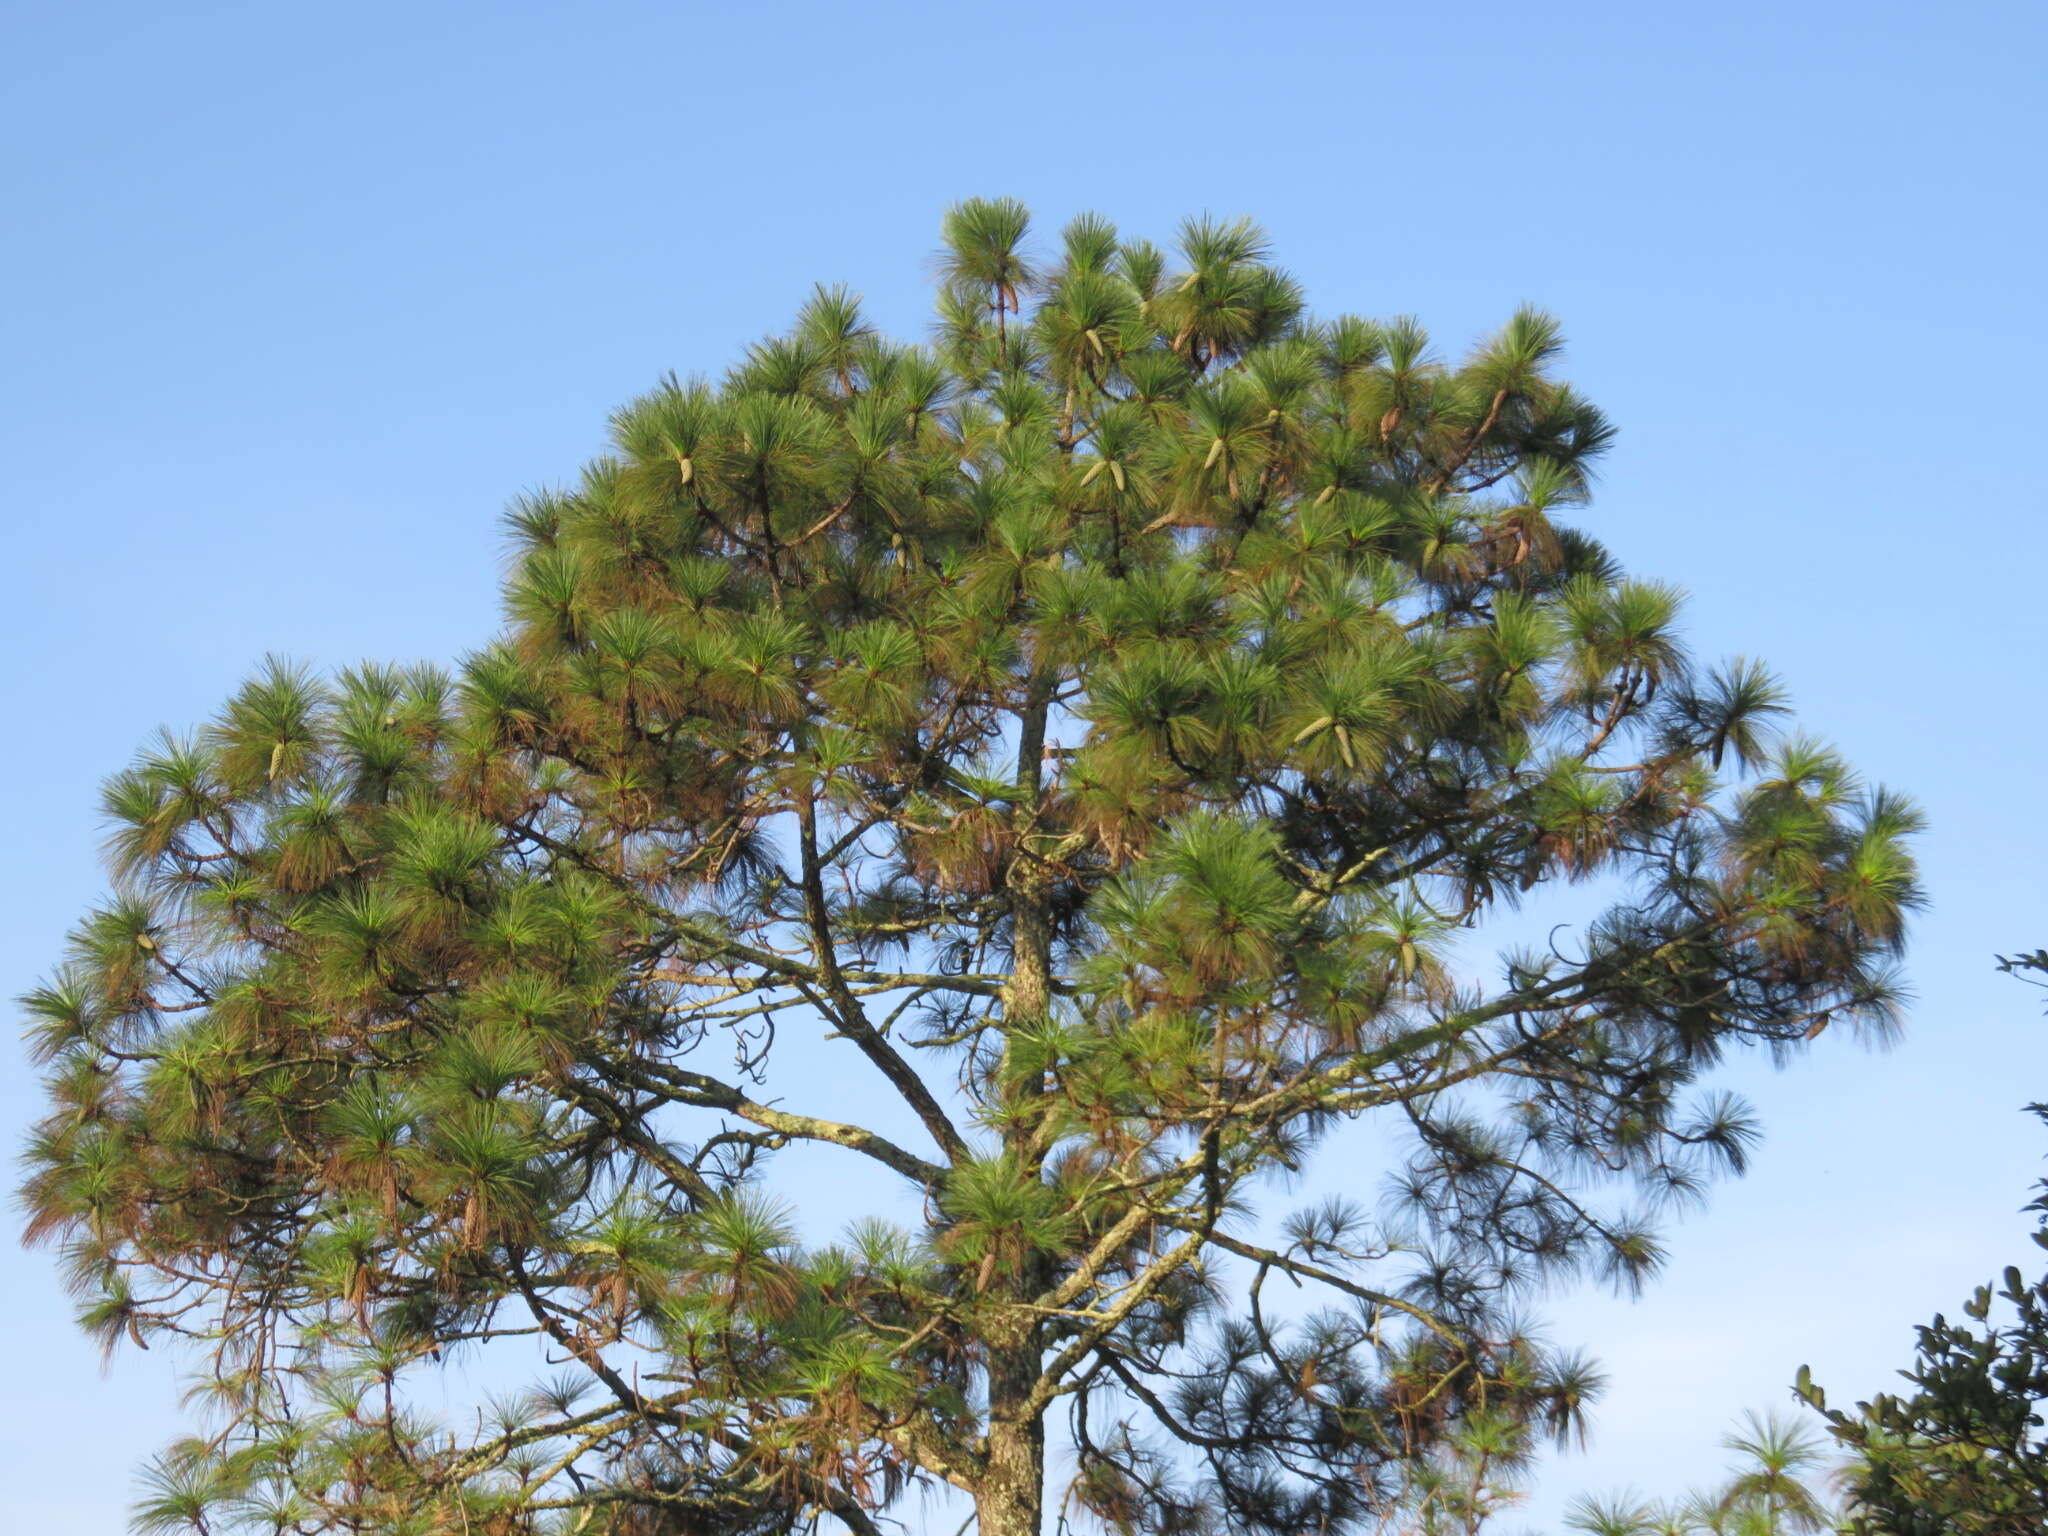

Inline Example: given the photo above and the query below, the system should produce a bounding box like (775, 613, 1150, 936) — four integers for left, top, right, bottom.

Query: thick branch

(796, 794, 970, 1163)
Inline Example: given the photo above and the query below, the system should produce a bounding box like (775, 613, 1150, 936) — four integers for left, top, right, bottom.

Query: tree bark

(975, 1323, 1046, 1536)
(1002, 666, 1057, 1038)
(976, 665, 1056, 1535)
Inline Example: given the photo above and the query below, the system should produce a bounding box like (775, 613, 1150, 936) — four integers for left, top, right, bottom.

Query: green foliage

(1798, 1032, 2048, 1534)
(21, 200, 1920, 1536)
(1561, 1410, 1836, 1536)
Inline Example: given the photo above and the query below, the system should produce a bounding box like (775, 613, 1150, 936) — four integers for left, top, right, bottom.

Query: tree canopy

(20, 199, 1921, 1536)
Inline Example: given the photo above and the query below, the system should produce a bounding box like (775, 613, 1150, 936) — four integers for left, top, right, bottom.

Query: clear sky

(3, 1, 2044, 1529)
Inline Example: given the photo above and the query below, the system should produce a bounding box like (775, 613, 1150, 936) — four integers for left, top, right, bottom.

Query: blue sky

(3, 0, 2044, 1528)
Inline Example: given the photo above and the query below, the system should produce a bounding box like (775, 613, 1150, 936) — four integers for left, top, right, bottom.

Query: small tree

(1715, 1412, 1832, 1533)
(1796, 957, 2048, 1535)
(1561, 1410, 1835, 1536)
(21, 200, 1918, 1536)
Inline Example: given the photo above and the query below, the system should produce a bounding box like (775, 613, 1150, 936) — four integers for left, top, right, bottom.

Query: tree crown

(22, 199, 1919, 1536)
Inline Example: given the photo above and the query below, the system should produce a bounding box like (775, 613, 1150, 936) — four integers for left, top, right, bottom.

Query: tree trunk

(976, 1328, 1045, 1536)
(1002, 667, 1056, 1036)
(977, 667, 1056, 1536)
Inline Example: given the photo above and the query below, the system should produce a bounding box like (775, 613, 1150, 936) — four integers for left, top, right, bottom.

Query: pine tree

(21, 201, 1920, 1536)
(1562, 1411, 1838, 1536)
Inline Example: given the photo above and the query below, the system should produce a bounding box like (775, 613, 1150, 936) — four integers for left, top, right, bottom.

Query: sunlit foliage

(20, 201, 1919, 1536)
